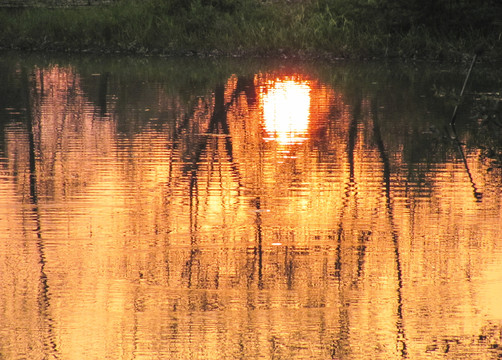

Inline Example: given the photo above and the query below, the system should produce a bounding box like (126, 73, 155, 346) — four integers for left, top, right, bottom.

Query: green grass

(0, 0, 501, 60)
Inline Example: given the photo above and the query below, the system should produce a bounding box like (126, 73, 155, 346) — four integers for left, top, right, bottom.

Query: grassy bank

(0, 0, 501, 60)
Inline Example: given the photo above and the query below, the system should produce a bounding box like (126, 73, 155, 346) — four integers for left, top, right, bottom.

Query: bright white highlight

(261, 80, 311, 144)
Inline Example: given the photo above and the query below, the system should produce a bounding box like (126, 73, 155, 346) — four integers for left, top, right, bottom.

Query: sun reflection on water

(260, 78, 311, 145)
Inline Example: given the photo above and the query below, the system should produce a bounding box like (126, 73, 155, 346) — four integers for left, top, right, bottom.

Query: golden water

(0, 56, 501, 359)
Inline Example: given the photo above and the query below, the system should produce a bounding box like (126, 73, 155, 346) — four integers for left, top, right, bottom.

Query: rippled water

(0, 53, 501, 359)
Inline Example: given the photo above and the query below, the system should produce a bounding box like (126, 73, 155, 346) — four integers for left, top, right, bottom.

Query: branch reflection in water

(0, 56, 501, 360)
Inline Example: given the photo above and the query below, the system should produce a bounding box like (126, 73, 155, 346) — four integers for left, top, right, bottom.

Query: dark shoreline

(1, 0, 501, 63)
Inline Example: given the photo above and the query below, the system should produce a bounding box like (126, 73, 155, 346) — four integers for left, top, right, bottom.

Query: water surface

(0, 53, 501, 359)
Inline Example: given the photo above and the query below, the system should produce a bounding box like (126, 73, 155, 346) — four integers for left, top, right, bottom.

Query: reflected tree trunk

(22, 66, 59, 358)
(371, 100, 408, 358)
(355, 231, 370, 284)
(450, 124, 483, 201)
(331, 96, 362, 359)
(181, 77, 258, 290)
(185, 169, 200, 289)
(284, 246, 294, 290)
(98, 72, 109, 116)
(334, 95, 361, 279)
(254, 197, 264, 290)
(182, 79, 250, 183)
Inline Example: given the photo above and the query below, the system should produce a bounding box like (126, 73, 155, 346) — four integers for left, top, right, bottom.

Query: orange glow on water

(2, 62, 502, 360)
(260, 79, 311, 144)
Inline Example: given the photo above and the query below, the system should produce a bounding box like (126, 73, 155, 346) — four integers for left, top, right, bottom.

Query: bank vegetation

(0, 0, 501, 60)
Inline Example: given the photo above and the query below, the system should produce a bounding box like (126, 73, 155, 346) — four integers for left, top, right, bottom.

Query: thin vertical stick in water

(448, 47, 484, 201)
(450, 46, 484, 126)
